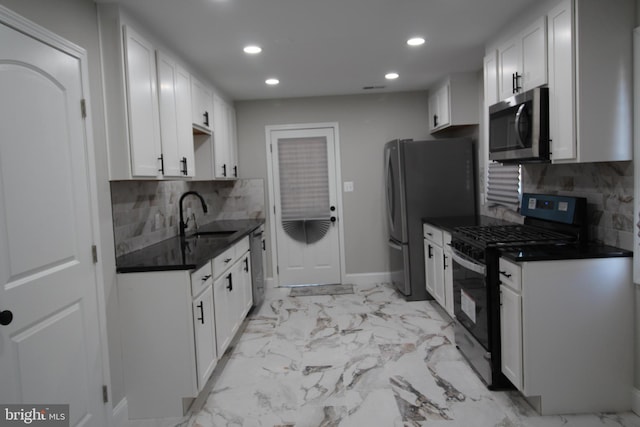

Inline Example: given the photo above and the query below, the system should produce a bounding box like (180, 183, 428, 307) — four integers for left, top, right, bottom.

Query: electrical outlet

(343, 181, 354, 192)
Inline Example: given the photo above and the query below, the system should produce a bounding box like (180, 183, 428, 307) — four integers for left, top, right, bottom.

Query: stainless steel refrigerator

(385, 138, 477, 300)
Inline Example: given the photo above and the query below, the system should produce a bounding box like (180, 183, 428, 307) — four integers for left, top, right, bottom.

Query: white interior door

(0, 19, 106, 426)
(268, 126, 342, 286)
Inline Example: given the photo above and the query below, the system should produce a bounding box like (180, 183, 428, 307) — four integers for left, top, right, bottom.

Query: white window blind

(486, 162, 521, 210)
(278, 136, 330, 221)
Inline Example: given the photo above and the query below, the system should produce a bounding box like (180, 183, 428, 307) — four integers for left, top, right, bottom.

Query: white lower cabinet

(498, 258, 523, 391)
(213, 237, 251, 356)
(117, 236, 252, 419)
(423, 224, 453, 316)
(192, 283, 217, 390)
(497, 256, 633, 415)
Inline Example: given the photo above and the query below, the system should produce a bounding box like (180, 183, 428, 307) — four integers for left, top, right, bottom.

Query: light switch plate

(344, 181, 354, 192)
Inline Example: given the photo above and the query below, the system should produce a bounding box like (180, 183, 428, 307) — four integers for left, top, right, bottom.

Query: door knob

(0, 310, 13, 326)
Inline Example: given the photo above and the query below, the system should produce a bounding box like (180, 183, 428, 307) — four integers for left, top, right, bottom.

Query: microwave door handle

(514, 104, 527, 148)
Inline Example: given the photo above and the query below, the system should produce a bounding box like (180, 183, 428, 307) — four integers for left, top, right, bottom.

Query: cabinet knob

(0, 310, 13, 326)
(201, 274, 212, 282)
(226, 273, 233, 291)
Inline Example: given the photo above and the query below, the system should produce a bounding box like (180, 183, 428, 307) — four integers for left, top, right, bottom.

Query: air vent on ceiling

(362, 85, 386, 90)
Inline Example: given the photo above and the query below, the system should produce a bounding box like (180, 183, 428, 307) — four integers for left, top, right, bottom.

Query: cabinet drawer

(498, 258, 522, 292)
(423, 224, 443, 246)
(213, 245, 235, 278)
(190, 261, 213, 296)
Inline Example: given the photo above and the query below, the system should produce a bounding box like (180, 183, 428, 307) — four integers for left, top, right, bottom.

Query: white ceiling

(97, 0, 538, 101)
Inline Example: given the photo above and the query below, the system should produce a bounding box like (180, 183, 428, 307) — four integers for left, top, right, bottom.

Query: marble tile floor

(128, 283, 640, 427)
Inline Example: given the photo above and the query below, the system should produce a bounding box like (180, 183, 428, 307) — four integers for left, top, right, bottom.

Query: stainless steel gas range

(449, 193, 587, 389)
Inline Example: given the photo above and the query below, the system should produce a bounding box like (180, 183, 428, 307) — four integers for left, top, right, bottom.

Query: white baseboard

(265, 272, 391, 289)
(632, 387, 640, 416)
(344, 272, 391, 287)
(112, 397, 128, 427)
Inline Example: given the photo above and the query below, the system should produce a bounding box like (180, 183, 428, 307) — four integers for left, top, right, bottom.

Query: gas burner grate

(455, 224, 574, 246)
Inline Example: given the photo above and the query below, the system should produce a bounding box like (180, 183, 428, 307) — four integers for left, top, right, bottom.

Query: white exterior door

(0, 18, 106, 427)
(268, 126, 342, 286)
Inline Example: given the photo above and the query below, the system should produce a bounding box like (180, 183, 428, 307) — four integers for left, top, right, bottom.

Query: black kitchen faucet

(179, 191, 208, 238)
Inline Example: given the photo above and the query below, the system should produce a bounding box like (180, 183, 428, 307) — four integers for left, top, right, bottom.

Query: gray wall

(0, 0, 125, 406)
(236, 92, 430, 277)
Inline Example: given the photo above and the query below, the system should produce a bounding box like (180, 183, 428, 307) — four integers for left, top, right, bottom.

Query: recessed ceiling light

(243, 45, 262, 54)
(385, 72, 399, 80)
(265, 78, 279, 85)
(407, 37, 426, 46)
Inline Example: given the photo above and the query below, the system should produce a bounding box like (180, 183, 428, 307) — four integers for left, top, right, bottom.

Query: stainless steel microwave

(489, 87, 549, 163)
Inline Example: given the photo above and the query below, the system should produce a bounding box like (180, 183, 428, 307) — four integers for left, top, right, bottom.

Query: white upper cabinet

(498, 16, 547, 100)
(428, 73, 478, 134)
(547, 0, 633, 163)
(213, 93, 239, 179)
(156, 51, 195, 177)
(122, 25, 162, 178)
(484, 50, 499, 107)
(98, 4, 235, 179)
(191, 77, 214, 135)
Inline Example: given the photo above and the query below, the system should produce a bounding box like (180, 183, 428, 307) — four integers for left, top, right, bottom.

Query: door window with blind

(486, 162, 521, 210)
(278, 137, 332, 244)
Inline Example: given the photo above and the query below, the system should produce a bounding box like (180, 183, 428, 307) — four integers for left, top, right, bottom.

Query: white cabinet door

(498, 17, 547, 100)
(213, 93, 230, 178)
(424, 240, 436, 297)
(123, 25, 162, 177)
(429, 84, 450, 131)
(520, 17, 547, 91)
(500, 284, 523, 391)
(239, 252, 253, 317)
(442, 236, 454, 317)
(176, 65, 195, 177)
(432, 244, 446, 308)
(484, 51, 499, 107)
(192, 284, 217, 390)
(227, 102, 239, 178)
(191, 77, 213, 134)
(547, 0, 575, 162)
(213, 271, 234, 356)
(498, 38, 520, 100)
(156, 51, 187, 177)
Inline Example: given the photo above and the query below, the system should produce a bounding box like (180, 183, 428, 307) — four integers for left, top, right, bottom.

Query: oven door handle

(451, 249, 486, 275)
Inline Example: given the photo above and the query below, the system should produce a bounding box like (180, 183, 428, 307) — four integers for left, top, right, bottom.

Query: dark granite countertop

(116, 219, 265, 273)
(422, 216, 631, 261)
(500, 243, 632, 262)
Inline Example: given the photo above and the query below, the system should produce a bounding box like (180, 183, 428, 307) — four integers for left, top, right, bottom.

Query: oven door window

(452, 252, 489, 350)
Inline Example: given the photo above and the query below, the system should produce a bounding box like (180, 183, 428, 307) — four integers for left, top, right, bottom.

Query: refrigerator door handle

(388, 239, 403, 250)
(385, 149, 395, 233)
